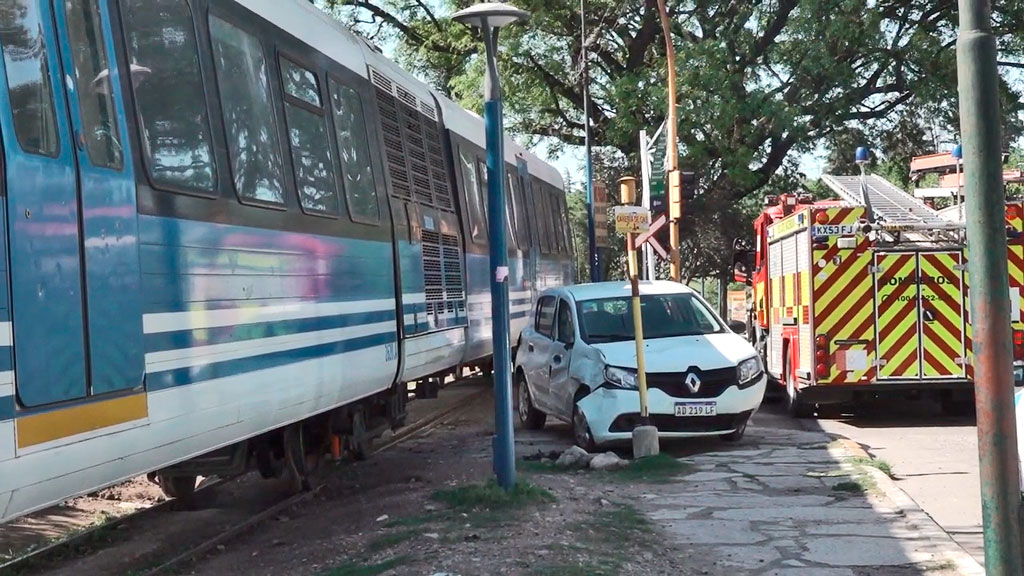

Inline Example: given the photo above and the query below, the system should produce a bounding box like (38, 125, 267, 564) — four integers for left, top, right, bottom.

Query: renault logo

(685, 373, 702, 393)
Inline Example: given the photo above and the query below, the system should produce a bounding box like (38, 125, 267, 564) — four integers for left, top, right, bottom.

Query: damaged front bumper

(576, 375, 767, 446)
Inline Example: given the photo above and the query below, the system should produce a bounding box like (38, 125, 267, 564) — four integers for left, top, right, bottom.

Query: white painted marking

(143, 299, 395, 334)
(0, 421, 12, 462)
(403, 293, 427, 305)
(145, 321, 395, 372)
(0, 383, 12, 397)
(0, 323, 10, 347)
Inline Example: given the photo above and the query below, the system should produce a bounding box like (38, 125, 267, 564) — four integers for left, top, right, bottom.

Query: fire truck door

(918, 252, 966, 379)
(874, 253, 922, 379)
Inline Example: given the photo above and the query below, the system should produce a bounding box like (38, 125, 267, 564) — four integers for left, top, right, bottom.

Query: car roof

(551, 281, 697, 302)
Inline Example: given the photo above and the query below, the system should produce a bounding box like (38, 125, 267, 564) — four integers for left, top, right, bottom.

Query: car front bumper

(577, 374, 767, 445)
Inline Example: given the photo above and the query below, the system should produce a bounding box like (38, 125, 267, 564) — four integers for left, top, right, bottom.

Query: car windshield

(576, 293, 725, 344)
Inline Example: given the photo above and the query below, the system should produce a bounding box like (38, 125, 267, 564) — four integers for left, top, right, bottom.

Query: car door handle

(528, 343, 534, 352)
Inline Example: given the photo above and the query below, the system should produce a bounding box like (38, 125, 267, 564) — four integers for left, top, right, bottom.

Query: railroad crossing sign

(613, 206, 651, 234)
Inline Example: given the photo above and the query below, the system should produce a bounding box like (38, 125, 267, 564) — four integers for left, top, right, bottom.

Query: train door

(0, 0, 144, 408)
(516, 158, 536, 297)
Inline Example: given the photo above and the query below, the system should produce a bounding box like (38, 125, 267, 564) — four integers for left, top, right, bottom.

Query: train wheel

(156, 474, 200, 508)
(348, 408, 372, 461)
(284, 423, 325, 493)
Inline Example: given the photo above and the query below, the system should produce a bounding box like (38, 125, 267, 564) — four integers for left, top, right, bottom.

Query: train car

(0, 0, 572, 523)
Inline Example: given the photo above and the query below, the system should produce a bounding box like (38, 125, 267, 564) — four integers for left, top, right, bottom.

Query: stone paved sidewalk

(638, 426, 983, 576)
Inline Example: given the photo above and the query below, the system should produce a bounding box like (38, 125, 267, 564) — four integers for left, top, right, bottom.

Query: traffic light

(648, 171, 697, 251)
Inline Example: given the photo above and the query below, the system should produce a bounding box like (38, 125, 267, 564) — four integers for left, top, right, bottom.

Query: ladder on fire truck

(820, 174, 964, 242)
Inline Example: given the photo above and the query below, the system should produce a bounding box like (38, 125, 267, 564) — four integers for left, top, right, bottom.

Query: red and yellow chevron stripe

(875, 253, 921, 379)
(919, 252, 966, 379)
(812, 207, 875, 384)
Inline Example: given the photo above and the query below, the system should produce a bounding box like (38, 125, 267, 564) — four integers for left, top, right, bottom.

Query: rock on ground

(590, 452, 629, 470)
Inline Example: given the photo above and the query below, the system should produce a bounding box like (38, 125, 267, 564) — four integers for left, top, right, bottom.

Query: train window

(122, 0, 216, 192)
(557, 193, 573, 254)
(459, 148, 485, 242)
(329, 80, 379, 223)
(522, 177, 539, 249)
(548, 190, 563, 253)
(1, 0, 59, 157)
(530, 183, 549, 254)
(540, 186, 556, 254)
(65, 0, 123, 169)
(477, 158, 489, 223)
(280, 57, 338, 216)
(505, 170, 518, 249)
(209, 16, 285, 205)
(510, 171, 528, 248)
(281, 59, 320, 108)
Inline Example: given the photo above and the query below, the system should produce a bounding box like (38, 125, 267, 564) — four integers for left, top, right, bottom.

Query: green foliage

(320, 556, 409, 576)
(432, 480, 556, 512)
(327, 0, 1024, 279)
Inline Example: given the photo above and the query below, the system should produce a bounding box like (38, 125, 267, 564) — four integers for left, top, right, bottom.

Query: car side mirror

(728, 320, 746, 335)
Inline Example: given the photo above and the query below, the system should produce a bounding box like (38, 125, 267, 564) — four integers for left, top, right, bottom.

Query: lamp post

(580, 0, 599, 282)
(452, 1, 530, 491)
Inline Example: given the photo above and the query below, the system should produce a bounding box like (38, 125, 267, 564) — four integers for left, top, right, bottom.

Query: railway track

(0, 384, 488, 576)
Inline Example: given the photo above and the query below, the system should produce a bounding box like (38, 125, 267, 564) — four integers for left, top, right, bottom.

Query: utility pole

(956, 0, 1022, 573)
(618, 177, 659, 458)
(655, 0, 680, 282)
(581, 0, 600, 282)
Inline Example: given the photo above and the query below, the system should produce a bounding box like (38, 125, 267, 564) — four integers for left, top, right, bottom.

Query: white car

(513, 280, 767, 450)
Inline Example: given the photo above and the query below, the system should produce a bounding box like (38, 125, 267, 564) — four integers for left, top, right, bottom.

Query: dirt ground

(3, 383, 709, 576)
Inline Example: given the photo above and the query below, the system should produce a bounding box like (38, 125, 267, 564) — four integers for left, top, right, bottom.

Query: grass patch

(382, 512, 441, 529)
(531, 563, 618, 576)
(832, 480, 867, 494)
(367, 529, 418, 553)
(606, 454, 691, 483)
(432, 480, 555, 513)
(544, 504, 655, 575)
(320, 556, 408, 576)
(831, 474, 877, 497)
(850, 456, 895, 478)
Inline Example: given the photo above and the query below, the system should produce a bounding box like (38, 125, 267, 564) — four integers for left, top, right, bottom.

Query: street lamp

(452, 1, 530, 491)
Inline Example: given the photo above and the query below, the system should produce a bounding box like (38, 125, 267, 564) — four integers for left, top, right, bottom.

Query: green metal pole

(956, 1, 1022, 573)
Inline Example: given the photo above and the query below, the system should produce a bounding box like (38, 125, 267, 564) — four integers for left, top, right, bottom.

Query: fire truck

(733, 155, 1024, 418)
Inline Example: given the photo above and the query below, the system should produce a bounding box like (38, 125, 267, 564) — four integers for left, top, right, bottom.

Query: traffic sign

(613, 206, 651, 234)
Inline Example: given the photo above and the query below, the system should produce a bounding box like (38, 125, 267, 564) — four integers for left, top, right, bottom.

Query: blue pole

(482, 27, 516, 490)
(581, 0, 600, 283)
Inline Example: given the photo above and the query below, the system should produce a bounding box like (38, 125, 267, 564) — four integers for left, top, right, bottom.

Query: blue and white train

(0, 0, 573, 522)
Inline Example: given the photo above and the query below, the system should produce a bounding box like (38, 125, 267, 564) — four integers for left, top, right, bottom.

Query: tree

(327, 0, 1024, 279)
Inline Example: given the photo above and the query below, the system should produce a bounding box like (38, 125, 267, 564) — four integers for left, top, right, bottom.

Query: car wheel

(516, 373, 547, 430)
(720, 418, 747, 442)
(785, 359, 814, 419)
(572, 403, 596, 452)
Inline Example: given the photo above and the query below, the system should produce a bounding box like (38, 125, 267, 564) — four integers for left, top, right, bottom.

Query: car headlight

(604, 366, 639, 390)
(737, 356, 763, 388)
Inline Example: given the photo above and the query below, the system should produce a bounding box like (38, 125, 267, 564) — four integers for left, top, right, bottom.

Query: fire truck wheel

(784, 361, 814, 419)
